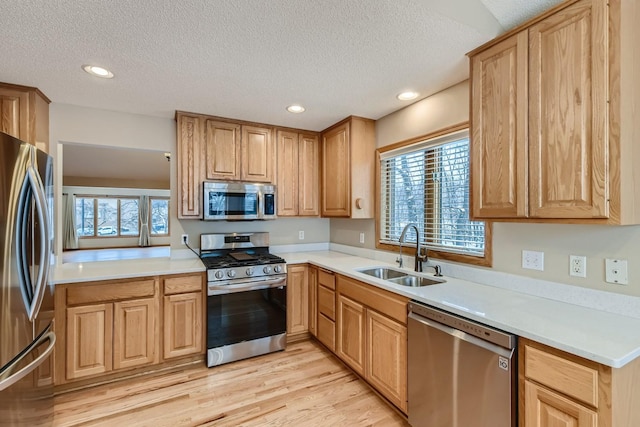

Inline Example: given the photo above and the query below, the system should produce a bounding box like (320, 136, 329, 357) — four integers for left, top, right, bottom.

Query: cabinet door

(529, 0, 608, 219)
(286, 265, 309, 335)
(163, 292, 203, 359)
(241, 125, 273, 182)
(276, 130, 299, 216)
(205, 120, 241, 180)
(66, 304, 113, 380)
(113, 298, 158, 370)
(471, 31, 528, 218)
(366, 310, 407, 412)
(321, 122, 350, 217)
(308, 266, 318, 337)
(337, 294, 365, 376)
(177, 113, 203, 218)
(298, 134, 320, 216)
(524, 381, 596, 427)
(0, 89, 28, 141)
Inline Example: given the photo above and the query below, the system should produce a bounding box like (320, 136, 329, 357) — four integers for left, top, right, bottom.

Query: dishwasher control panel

(408, 301, 516, 349)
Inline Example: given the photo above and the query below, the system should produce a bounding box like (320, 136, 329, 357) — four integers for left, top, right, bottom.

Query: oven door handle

(208, 277, 287, 295)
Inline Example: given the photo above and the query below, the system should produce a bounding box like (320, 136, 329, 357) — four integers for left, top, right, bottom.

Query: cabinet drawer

(318, 286, 335, 320)
(318, 269, 336, 290)
(66, 278, 157, 306)
(524, 344, 599, 407)
(317, 313, 335, 351)
(163, 274, 203, 295)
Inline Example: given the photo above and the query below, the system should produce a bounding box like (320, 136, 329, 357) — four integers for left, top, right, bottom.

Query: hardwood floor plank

(54, 340, 409, 427)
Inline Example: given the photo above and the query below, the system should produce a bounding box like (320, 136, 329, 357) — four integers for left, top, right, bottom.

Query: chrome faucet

(397, 223, 442, 276)
(398, 223, 427, 272)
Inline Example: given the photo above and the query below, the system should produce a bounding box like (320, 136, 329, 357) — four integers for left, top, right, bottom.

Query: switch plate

(359, 232, 365, 244)
(298, 231, 304, 240)
(605, 259, 628, 285)
(522, 250, 544, 271)
(569, 255, 587, 278)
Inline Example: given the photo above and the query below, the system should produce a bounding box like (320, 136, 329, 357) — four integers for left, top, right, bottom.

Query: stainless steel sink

(387, 275, 444, 287)
(357, 267, 408, 280)
(356, 266, 445, 287)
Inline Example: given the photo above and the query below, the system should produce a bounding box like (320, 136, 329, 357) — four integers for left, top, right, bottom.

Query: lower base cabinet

(55, 273, 205, 385)
(335, 274, 409, 413)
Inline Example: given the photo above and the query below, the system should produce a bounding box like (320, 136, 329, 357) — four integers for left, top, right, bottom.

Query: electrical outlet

(181, 234, 188, 245)
(522, 250, 544, 271)
(569, 255, 587, 278)
(298, 230, 304, 240)
(605, 259, 628, 285)
(359, 232, 365, 244)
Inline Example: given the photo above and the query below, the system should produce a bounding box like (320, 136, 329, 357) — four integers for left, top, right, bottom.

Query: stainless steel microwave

(203, 181, 277, 220)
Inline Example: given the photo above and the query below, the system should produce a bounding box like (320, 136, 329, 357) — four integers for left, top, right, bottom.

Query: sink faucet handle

(396, 256, 403, 268)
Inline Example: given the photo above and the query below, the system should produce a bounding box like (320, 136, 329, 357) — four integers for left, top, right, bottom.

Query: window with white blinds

(380, 129, 485, 257)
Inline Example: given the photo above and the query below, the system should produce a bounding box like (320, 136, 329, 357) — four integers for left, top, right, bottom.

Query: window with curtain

(379, 127, 488, 263)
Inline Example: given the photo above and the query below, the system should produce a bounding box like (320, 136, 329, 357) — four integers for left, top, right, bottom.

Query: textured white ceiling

(0, 0, 563, 132)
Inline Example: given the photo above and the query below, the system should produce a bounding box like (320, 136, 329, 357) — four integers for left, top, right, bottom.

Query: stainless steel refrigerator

(0, 132, 55, 426)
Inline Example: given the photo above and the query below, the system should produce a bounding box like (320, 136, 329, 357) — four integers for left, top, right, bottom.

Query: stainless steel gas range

(200, 232, 287, 367)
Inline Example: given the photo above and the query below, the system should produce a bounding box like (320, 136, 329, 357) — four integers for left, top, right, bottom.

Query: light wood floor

(53, 340, 409, 427)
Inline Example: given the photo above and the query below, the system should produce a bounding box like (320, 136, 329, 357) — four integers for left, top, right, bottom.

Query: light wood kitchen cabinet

(366, 309, 407, 412)
(316, 269, 336, 351)
(113, 298, 158, 370)
(469, 0, 640, 224)
(286, 265, 309, 340)
(203, 120, 273, 183)
(336, 274, 409, 413)
(0, 82, 50, 152)
(276, 130, 320, 216)
(65, 304, 113, 380)
(176, 112, 204, 218)
(162, 274, 204, 360)
(204, 120, 241, 181)
(308, 266, 318, 337)
(321, 116, 375, 218)
(336, 294, 365, 376)
(55, 277, 161, 384)
(520, 338, 640, 427)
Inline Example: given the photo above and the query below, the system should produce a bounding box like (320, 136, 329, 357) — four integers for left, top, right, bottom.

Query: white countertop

(52, 248, 640, 368)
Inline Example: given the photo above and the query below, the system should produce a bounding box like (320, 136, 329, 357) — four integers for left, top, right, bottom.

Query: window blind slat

(380, 131, 484, 257)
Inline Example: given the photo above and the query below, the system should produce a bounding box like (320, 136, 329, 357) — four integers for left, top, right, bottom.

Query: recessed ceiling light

(286, 105, 305, 113)
(397, 91, 419, 101)
(82, 64, 114, 79)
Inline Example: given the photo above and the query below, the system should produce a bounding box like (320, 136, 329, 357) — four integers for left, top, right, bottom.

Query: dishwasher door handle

(409, 312, 515, 359)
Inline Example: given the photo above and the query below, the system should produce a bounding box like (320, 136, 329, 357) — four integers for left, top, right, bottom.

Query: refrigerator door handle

(0, 329, 56, 392)
(15, 164, 51, 322)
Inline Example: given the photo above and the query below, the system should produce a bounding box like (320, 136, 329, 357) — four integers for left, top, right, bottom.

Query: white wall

(331, 80, 640, 298)
(51, 103, 330, 259)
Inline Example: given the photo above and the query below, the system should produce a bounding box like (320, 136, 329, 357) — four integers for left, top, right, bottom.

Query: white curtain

(139, 195, 150, 247)
(62, 194, 78, 250)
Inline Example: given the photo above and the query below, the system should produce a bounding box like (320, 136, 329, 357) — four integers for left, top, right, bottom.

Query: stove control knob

(274, 265, 283, 274)
(227, 270, 237, 279)
(215, 270, 224, 279)
(246, 267, 254, 277)
(263, 266, 272, 274)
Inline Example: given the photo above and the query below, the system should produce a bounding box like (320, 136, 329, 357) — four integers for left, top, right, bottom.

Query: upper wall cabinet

(0, 82, 50, 153)
(469, 0, 640, 224)
(176, 111, 313, 218)
(321, 116, 375, 218)
(276, 130, 320, 217)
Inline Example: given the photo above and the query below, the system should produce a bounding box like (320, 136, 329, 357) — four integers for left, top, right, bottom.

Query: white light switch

(605, 259, 628, 285)
(522, 250, 544, 271)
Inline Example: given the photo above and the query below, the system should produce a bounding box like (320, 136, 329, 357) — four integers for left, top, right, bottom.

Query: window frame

(375, 122, 492, 267)
(76, 194, 141, 239)
(149, 197, 170, 236)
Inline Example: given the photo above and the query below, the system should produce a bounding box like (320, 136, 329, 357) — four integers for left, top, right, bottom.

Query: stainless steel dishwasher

(408, 301, 517, 427)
